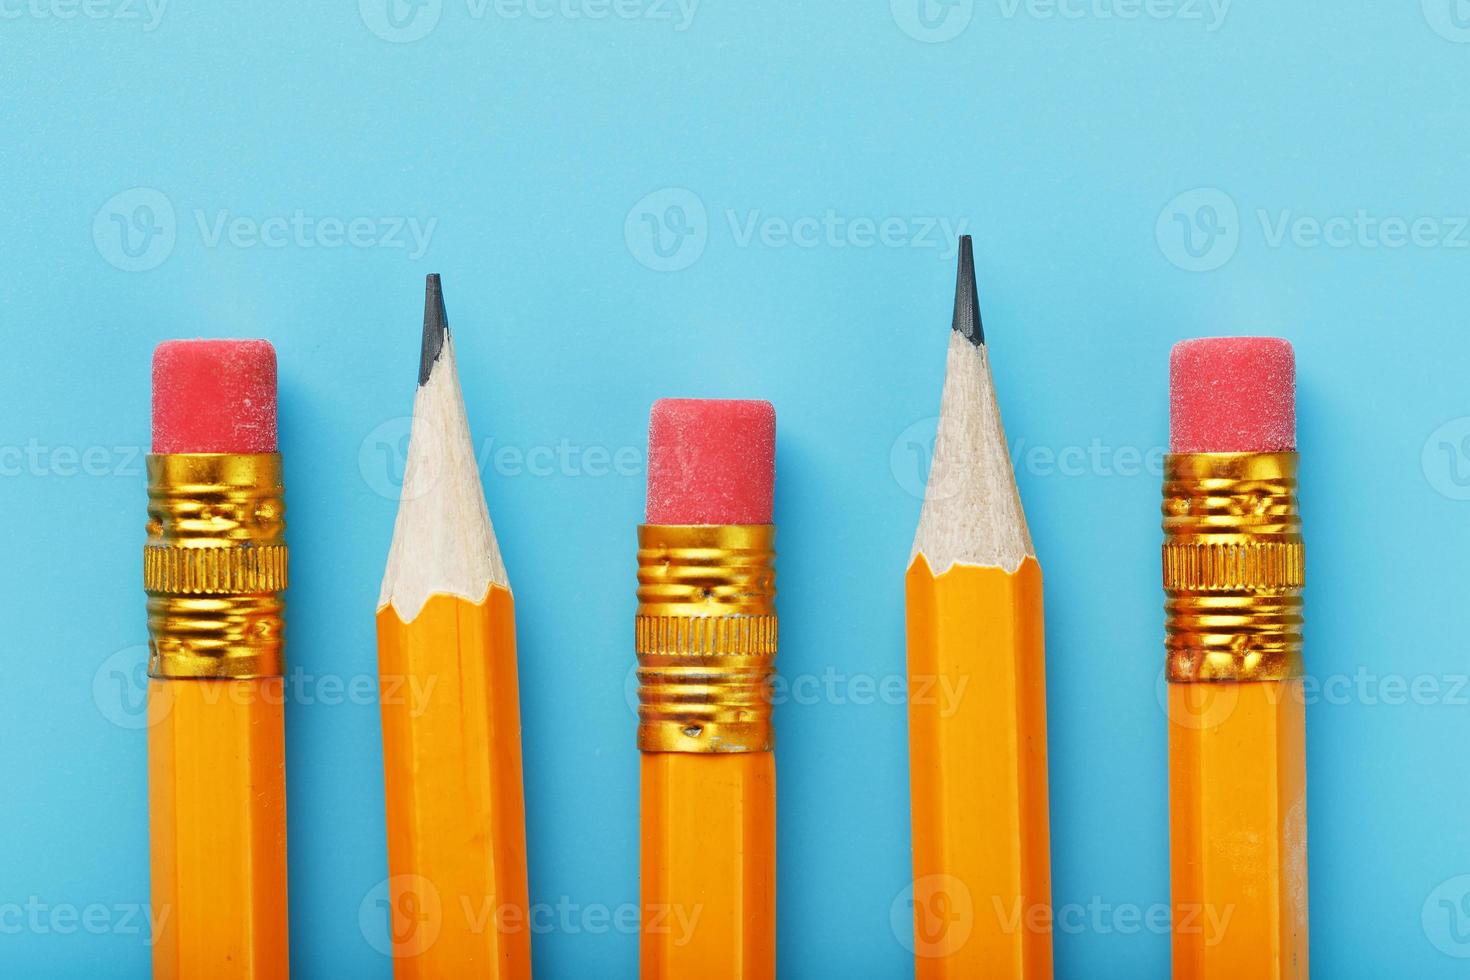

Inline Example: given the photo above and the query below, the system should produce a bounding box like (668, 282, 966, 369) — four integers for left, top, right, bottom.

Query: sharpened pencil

(376, 275, 532, 978)
(905, 238, 1053, 978)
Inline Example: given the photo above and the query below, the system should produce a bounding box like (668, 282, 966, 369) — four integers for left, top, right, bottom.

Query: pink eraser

(646, 398, 775, 525)
(1169, 337, 1295, 453)
(152, 339, 278, 453)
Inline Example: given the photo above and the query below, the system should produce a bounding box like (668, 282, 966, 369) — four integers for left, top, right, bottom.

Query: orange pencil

(375, 276, 532, 977)
(904, 238, 1053, 978)
(636, 398, 778, 980)
(146, 340, 290, 980)
(1165, 338, 1307, 979)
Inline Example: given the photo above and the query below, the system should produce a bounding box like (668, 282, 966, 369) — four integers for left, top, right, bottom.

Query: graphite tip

(419, 273, 449, 386)
(951, 236, 984, 347)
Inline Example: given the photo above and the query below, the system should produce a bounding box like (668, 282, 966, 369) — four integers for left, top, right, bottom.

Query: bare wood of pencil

(910, 239, 1032, 573)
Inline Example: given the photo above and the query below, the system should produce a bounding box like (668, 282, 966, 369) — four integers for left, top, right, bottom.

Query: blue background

(4, 2, 1470, 977)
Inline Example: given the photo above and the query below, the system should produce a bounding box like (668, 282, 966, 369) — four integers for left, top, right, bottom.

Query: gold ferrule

(1162, 452, 1304, 683)
(635, 524, 777, 754)
(145, 453, 287, 680)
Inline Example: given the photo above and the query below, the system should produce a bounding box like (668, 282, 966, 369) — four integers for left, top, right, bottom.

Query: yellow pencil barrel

(905, 556, 1052, 978)
(375, 587, 531, 978)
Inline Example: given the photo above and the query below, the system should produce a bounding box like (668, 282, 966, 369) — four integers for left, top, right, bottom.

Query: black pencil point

(419, 273, 448, 386)
(951, 236, 984, 347)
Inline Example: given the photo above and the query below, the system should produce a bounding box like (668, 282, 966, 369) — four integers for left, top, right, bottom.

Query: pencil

(375, 275, 532, 977)
(147, 339, 290, 980)
(904, 237, 1053, 977)
(636, 398, 777, 980)
(1165, 337, 1307, 978)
